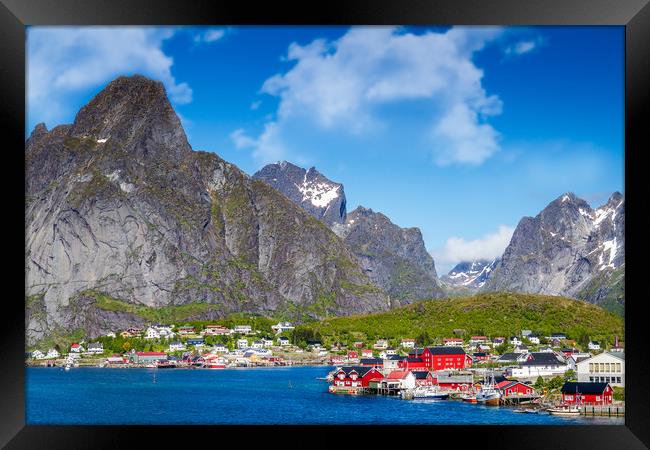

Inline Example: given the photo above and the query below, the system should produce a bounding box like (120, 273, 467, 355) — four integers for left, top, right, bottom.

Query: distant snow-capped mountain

(441, 259, 499, 289)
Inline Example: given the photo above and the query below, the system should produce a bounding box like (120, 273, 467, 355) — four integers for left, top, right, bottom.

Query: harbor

(26, 366, 624, 425)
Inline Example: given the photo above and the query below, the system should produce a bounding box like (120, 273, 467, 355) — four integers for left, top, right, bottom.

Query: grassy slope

(294, 292, 624, 345)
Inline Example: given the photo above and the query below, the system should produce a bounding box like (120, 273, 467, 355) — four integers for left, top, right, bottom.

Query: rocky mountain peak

(253, 161, 347, 226)
(69, 75, 190, 160)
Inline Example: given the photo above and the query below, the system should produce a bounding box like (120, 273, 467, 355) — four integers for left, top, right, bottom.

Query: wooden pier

(579, 405, 625, 417)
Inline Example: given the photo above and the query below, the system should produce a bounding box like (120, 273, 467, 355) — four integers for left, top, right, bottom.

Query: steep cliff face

(25, 75, 390, 344)
(334, 206, 444, 304)
(483, 192, 624, 309)
(253, 161, 347, 226)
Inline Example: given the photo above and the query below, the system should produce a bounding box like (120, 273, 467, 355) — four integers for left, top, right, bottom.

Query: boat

(476, 371, 502, 406)
(156, 361, 177, 369)
(411, 386, 449, 400)
(547, 405, 581, 416)
(461, 394, 478, 404)
(513, 408, 539, 414)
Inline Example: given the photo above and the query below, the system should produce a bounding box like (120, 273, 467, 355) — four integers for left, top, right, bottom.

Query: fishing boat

(547, 405, 580, 416)
(411, 386, 449, 400)
(205, 361, 227, 369)
(156, 361, 177, 369)
(476, 372, 502, 406)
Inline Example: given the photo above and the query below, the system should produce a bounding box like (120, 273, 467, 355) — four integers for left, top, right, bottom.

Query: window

(589, 363, 594, 373)
(605, 363, 610, 372)
(616, 363, 621, 372)
(594, 364, 599, 373)
(617, 377, 621, 383)
(600, 363, 605, 372)
(589, 377, 594, 382)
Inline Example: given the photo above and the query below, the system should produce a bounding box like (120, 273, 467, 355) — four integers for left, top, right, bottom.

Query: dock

(579, 404, 625, 417)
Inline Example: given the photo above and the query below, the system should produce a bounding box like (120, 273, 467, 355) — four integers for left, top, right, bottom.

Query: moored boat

(411, 386, 449, 400)
(476, 371, 501, 406)
(547, 405, 580, 416)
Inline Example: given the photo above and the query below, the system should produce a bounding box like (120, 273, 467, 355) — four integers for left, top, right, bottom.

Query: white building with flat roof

(576, 352, 624, 387)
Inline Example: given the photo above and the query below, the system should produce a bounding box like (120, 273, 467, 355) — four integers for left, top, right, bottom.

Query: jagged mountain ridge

(25, 75, 390, 345)
(254, 162, 444, 304)
(441, 259, 499, 290)
(253, 161, 346, 227)
(482, 192, 624, 309)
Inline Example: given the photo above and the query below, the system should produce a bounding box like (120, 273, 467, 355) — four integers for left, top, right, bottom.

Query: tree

(547, 376, 564, 391)
(534, 376, 545, 390)
(564, 369, 577, 381)
(122, 342, 131, 352)
(416, 331, 430, 347)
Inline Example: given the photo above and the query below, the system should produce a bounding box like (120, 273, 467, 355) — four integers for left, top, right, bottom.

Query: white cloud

(234, 26, 504, 167)
(433, 225, 515, 270)
(194, 28, 226, 43)
(27, 27, 192, 128)
(505, 36, 544, 56)
(250, 100, 262, 110)
(230, 124, 287, 165)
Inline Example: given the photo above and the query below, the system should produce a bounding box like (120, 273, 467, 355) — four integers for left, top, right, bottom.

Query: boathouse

(332, 366, 384, 388)
(413, 371, 435, 386)
(561, 382, 613, 405)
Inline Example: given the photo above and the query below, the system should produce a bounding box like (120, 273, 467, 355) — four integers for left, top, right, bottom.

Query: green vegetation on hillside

(293, 292, 624, 348)
(577, 266, 625, 317)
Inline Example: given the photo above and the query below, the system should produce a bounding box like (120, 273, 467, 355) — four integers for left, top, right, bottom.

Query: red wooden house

(496, 380, 536, 397)
(398, 357, 428, 371)
(561, 382, 613, 405)
(331, 366, 384, 388)
(407, 347, 472, 370)
(361, 349, 374, 358)
(347, 351, 358, 359)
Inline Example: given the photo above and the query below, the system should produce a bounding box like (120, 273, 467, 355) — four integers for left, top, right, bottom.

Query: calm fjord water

(26, 367, 623, 425)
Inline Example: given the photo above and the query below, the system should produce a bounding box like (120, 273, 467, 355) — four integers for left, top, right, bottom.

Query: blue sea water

(26, 367, 624, 425)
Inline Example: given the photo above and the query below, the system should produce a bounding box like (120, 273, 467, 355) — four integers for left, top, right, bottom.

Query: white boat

(411, 386, 450, 400)
(547, 406, 580, 416)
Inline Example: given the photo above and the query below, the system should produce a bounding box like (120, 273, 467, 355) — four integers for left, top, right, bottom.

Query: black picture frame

(2, 0, 648, 447)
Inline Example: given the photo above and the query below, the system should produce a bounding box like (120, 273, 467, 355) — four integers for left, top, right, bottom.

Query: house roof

(497, 353, 520, 361)
(338, 366, 378, 377)
(561, 382, 610, 395)
(521, 352, 563, 366)
(135, 352, 166, 356)
(412, 371, 432, 379)
(387, 355, 406, 360)
(88, 343, 103, 348)
(360, 358, 383, 365)
(406, 357, 423, 363)
(425, 346, 466, 355)
(387, 370, 410, 380)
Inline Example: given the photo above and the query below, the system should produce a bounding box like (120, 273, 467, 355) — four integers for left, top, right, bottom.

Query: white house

(378, 351, 387, 359)
(262, 338, 274, 348)
(385, 348, 397, 356)
(237, 338, 249, 349)
(169, 341, 186, 352)
(514, 345, 529, 354)
(567, 352, 592, 371)
(384, 371, 417, 390)
(87, 343, 104, 354)
(251, 340, 264, 349)
(145, 327, 161, 340)
(271, 322, 295, 334)
(46, 348, 60, 359)
(506, 352, 568, 379)
(588, 341, 601, 351)
(528, 335, 540, 345)
(31, 350, 45, 359)
(213, 344, 228, 353)
(70, 344, 83, 353)
(576, 351, 624, 386)
(233, 325, 253, 334)
(202, 325, 231, 336)
(443, 338, 464, 347)
(509, 336, 522, 346)
(401, 338, 416, 348)
(278, 337, 290, 346)
(374, 339, 389, 350)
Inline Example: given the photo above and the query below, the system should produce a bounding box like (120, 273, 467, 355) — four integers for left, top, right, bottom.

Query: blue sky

(26, 26, 624, 274)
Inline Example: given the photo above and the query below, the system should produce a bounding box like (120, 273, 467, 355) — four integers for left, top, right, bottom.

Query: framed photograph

(2, 0, 648, 447)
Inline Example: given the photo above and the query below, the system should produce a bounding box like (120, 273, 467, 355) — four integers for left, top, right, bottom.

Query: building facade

(576, 352, 624, 387)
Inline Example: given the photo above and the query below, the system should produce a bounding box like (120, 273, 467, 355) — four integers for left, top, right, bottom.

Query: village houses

(400, 338, 416, 348)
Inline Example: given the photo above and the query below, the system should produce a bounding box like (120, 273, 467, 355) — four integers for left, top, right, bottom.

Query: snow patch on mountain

(296, 177, 340, 208)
